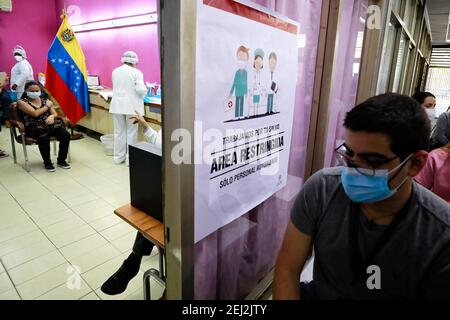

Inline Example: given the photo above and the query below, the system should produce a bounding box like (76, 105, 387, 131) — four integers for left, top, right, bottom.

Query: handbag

(52, 117, 65, 129)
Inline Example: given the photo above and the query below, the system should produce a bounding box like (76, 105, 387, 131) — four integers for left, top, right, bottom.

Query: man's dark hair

(344, 93, 430, 159)
(412, 91, 435, 104)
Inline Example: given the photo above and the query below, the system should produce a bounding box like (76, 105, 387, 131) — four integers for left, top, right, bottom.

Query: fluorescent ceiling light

(72, 13, 157, 33)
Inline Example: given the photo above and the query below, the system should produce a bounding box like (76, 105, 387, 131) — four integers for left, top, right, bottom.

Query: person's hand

(45, 115, 55, 125)
(11, 84, 17, 90)
(130, 110, 149, 128)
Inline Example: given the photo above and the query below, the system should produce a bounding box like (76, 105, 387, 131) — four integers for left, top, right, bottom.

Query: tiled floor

(0, 126, 165, 300)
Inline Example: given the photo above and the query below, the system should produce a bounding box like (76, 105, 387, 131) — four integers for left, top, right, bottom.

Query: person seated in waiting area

(415, 141, 450, 203)
(0, 77, 12, 158)
(101, 110, 161, 295)
(412, 91, 436, 127)
(431, 109, 450, 149)
(273, 93, 450, 300)
(412, 91, 446, 150)
(17, 81, 71, 172)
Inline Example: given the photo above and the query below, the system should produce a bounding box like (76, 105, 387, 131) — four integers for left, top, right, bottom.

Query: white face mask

(425, 108, 436, 121)
(27, 91, 41, 99)
(14, 55, 23, 62)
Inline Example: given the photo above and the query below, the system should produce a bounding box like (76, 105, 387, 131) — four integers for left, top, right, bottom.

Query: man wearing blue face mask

(273, 93, 450, 300)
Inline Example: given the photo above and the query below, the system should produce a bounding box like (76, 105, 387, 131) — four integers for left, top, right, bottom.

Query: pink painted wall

(55, 0, 160, 88)
(0, 0, 58, 83)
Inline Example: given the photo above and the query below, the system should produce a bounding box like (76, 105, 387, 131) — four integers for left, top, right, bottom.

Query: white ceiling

(427, 0, 450, 45)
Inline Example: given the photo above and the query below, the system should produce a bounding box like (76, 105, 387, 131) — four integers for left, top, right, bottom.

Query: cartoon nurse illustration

(229, 46, 249, 120)
(250, 48, 264, 117)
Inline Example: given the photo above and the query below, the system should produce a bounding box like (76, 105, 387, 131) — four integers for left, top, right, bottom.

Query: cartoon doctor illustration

(250, 48, 264, 117)
(266, 52, 279, 114)
(229, 46, 249, 120)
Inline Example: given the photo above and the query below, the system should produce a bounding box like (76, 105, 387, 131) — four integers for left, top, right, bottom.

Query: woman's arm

(47, 100, 58, 116)
(17, 100, 49, 117)
(44, 100, 57, 125)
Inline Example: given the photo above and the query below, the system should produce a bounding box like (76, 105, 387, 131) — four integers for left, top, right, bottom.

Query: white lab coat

(110, 64, 147, 164)
(110, 64, 147, 115)
(143, 126, 162, 148)
(11, 59, 34, 98)
(250, 69, 263, 98)
(247, 68, 265, 116)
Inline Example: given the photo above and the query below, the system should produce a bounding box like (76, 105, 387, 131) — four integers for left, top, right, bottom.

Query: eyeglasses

(334, 143, 399, 176)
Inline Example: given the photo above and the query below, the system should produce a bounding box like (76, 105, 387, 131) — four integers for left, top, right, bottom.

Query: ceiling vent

(430, 47, 450, 67)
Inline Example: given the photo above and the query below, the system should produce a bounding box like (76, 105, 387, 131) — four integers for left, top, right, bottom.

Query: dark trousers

(300, 281, 317, 300)
(31, 126, 70, 165)
(132, 232, 154, 256)
(0, 89, 12, 126)
(267, 94, 274, 113)
(235, 96, 244, 118)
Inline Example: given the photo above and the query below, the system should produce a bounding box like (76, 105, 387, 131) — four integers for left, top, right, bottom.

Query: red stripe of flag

(46, 62, 86, 124)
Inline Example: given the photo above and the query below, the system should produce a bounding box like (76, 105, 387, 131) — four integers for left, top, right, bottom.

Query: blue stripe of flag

(48, 38, 90, 112)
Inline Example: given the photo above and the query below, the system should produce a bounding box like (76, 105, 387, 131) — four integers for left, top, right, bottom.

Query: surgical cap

(254, 48, 264, 59)
(121, 51, 139, 65)
(13, 45, 27, 59)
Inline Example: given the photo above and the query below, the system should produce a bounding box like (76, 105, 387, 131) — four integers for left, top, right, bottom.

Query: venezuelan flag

(46, 14, 89, 124)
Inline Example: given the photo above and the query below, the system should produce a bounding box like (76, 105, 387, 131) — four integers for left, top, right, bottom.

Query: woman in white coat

(110, 51, 147, 165)
(10, 46, 34, 99)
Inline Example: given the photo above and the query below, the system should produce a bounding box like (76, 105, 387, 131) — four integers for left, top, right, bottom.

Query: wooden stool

(114, 203, 165, 300)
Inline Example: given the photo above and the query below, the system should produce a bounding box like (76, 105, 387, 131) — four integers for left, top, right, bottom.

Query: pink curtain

(323, 0, 368, 167)
(194, 0, 323, 299)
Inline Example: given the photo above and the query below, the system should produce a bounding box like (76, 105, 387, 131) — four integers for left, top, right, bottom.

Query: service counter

(76, 88, 162, 137)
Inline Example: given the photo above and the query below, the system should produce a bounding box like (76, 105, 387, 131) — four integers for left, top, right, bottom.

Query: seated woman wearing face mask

(17, 81, 71, 172)
(412, 91, 436, 128)
(412, 92, 440, 150)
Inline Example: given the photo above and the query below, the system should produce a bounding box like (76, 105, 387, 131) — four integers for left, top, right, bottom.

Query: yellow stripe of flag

(56, 15, 88, 82)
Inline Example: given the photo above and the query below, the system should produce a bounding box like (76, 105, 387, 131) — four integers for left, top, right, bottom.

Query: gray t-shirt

(432, 111, 450, 146)
(291, 167, 450, 299)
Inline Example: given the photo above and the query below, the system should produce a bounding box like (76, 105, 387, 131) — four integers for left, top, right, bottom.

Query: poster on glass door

(195, 0, 299, 243)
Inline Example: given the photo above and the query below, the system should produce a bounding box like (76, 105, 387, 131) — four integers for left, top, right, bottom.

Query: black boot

(101, 253, 142, 295)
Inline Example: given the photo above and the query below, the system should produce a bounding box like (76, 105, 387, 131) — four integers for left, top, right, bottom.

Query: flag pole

(62, 3, 84, 141)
